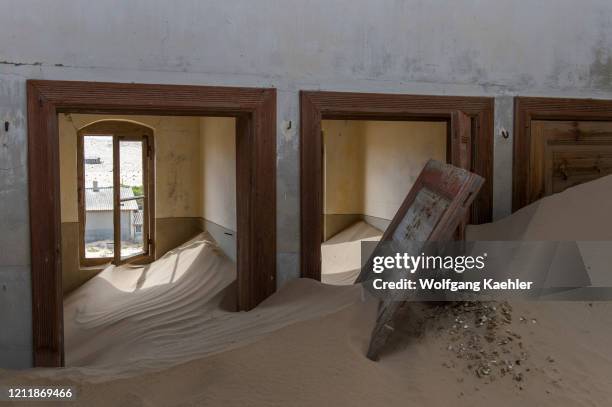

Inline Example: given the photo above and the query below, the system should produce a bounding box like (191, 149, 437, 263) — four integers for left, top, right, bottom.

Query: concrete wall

(2, 0, 612, 368)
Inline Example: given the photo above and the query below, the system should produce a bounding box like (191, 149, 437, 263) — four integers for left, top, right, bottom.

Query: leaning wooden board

(356, 159, 484, 360)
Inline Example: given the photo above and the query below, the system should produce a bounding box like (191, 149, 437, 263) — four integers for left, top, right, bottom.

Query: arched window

(77, 120, 155, 266)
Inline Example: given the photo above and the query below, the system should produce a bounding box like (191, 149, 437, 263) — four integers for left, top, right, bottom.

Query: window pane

(119, 140, 145, 259)
(84, 135, 114, 259)
(120, 197, 145, 259)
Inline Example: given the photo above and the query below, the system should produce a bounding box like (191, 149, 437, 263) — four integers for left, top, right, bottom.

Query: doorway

(320, 120, 447, 284)
(300, 91, 494, 281)
(27, 80, 276, 367)
(59, 114, 241, 366)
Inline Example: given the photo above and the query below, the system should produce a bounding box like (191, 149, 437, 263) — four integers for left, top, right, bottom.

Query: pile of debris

(432, 301, 539, 388)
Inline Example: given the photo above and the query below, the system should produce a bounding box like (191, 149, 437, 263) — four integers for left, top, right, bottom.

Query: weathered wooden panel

(527, 120, 612, 202)
(356, 160, 484, 360)
(513, 97, 612, 211)
(546, 145, 612, 194)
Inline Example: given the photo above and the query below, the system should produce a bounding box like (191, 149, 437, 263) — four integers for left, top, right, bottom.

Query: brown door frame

(300, 90, 494, 280)
(27, 80, 276, 367)
(513, 96, 612, 211)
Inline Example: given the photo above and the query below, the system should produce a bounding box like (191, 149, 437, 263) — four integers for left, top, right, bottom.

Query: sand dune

(54, 233, 362, 380)
(1, 177, 612, 406)
(467, 173, 612, 241)
(321, 221, 383, 285)
(1, 290, 610, 406)
(467, 174, 612, 289)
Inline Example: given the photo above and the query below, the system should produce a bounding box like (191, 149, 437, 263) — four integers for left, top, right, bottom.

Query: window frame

(77, 120, 155, 267)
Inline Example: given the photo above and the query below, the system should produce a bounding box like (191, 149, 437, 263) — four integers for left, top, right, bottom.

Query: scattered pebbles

(431, 301, 541, 387)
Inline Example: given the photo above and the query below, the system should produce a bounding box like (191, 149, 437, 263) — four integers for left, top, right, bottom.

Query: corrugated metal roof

(85, 186, 140, 211)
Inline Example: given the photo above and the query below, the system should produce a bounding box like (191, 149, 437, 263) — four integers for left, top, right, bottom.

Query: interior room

(320, 119, 447, 285)
(4, 3, 612, 405)
(58, 113, 238, 365)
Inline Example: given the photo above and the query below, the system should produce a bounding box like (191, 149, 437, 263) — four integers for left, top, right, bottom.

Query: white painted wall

(2, 0, 612, 367)
(85, 210, 132, 242)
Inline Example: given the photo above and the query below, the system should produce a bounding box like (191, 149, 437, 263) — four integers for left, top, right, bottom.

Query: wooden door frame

(513, 96, 612, 211)
(300, 90, 494, 280)
(27, 80, 276, 367)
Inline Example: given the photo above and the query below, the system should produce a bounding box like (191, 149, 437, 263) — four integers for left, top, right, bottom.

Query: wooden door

(529, 120, 612, 203)
(356, 160, 484, 360)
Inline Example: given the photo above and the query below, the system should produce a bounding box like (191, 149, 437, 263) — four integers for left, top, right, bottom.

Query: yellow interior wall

(322, 120, 447, 221)
(59, 113, 203, 222)
(154, 117, 202, 218)
(200, 117, 237, 231)
(322, 120, 365, 215)
(59, 113, 238, 292)
(59, 116, 80, 223)
(362, 121, 447, 220)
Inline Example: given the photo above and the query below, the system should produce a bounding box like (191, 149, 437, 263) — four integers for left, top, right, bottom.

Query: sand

(1, 176, 612, 406)
(1, 293, 610, 406)
(467, 173, 612, 241)
(56, 233, 361, 380)
(467, 174, 612, 289)
(321, 221, 383, 285)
